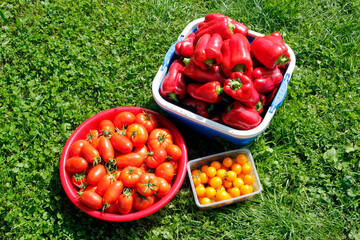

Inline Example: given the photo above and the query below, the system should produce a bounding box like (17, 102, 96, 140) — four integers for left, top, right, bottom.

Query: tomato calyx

(86, 130, 95, 142)
(142, 179, 158, 193)
(123, 187, 133, 196)
(115, 127, 126, 135)
(93, 157, 102, 166)
(100, 130, 112, 138)
(105, 158, 117, 173)
(102, 203, 110, 212)
(136, 192, 151, 203)
(157, 133, 168, 143)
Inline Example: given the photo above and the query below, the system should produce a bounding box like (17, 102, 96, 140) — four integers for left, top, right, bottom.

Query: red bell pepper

(221, 33, 253, 78)
(195, 17, 235, 41)
(193, 33, 223, 70)
(183, 58, 227, 84)
(160, 59, 186, 102)
(202, 13, 249, 36)
(180, 97, 214, 118)
(252, 67, 283, 93)
(250, 32, 291, 69)
(221, 101, 262, 130)
(264, 87, 278, 107)
(223, 72, 260, 108)
(175, 32, 196, 58)
(186, 81, 223, 103)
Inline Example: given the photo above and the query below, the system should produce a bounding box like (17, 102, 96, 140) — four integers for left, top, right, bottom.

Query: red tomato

(98, 136, 115, 162)
(147, 128, 173, 151)
(125, 123, 148, 147)
(86, 130, 100, 149)
(103, 181, 124, 207)
(65, 157, 88, 173)
(116, 152, 146, 168)
(112, 170, 122, 180)
(165, 144, 182, 161)
(168, 159, 178, 172)
(133, 144, 148, 156)
(87, 164, 107, 186)
(104, 201, 119, 214)
(98, 119, 115, 136)
(71, 172, 87, 188)
(136, 173, 159, 197)
(120, 166, 144, 188)
(145, 147, 167, 168)
(81, 144, 101, 164)
(80, 191, 103, 210)
(81, 184, 97, 193)
(156, 177, 171, 198)
(113, 111, 136, 130)
(134, 112, 158, 133)
(118, 188, 133, 214)
(155, 162, 175, 183)
(95, 173, 113, 196)
(133, 192, 155, 211)
(69, 140, 88, 157)
(110, 132, 133, 154)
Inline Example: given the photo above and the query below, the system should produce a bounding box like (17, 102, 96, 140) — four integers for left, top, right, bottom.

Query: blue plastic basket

(152, 18, 296, 145)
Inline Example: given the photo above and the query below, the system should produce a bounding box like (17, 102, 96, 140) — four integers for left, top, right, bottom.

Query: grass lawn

(1, 0, 359, 239)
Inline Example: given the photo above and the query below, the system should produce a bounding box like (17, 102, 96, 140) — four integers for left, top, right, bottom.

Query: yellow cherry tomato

(229, 187, 241, 197)
(209, 176, 222, 189)
(199, 197, 212, 205)
(201, 165, 209, 174)
(206, 166, 217, 178)
(205, 187, 216, 198)
(225, 171, 237, 182)
(244, 174, 255, 185)
(195, 185, 206, 197)
(240, 184, 253, 195)
(222, 157, 233, 168)
(216, 169, 227, 179)
(237, 173, 246, 180)
(235, 153, 248, 165)
(192, 176, 201, 187)
(210, 161, 222, 170)
(199, 172, 208, 184)
(215, 190, 230, 201)
(233, 177, 245, 188)
(242, 163, 253, 175)
(223, 180, 233, 189)
(191, 169, 200, 177)
(231, 163, 242, 174)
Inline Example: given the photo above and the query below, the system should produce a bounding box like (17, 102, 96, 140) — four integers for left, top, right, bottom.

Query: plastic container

(152, 18, 296, 146)
(187, 149, 262, 210)
(59, 107, 188, 222)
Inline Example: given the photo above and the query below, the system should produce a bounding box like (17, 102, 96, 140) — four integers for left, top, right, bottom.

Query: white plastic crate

(187, 149, 262, 210)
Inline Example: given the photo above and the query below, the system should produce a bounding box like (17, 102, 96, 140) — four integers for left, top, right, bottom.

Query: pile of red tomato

(65, 111, 182, 214)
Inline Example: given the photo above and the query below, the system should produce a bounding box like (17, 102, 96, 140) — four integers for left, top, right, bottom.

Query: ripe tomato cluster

(65, 111, 182, 214)
(191, 153, 255, 205)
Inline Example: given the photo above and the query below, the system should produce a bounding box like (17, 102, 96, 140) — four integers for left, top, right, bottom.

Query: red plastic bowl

(60, 107, 188, 222)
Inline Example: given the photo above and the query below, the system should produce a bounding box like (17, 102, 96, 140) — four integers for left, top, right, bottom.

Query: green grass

(1, 0, 359, 239)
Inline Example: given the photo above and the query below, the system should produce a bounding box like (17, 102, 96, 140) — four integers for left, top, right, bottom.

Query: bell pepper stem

(229, 78, 243, 90)
(183, 57, 191, 65)
(167, 93, 179, 102)
(228, 19, 235, 34)
(204, 58, 216, 66)
(232, 64, 245, 73)
(216, 85, 224, 96)
(275, 53, 291, 66)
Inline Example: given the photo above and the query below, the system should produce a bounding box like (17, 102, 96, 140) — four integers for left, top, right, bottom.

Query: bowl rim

(60, 107, 188, 222)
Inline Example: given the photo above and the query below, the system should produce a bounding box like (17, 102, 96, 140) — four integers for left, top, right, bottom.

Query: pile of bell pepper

(160, 13, 291, 130)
